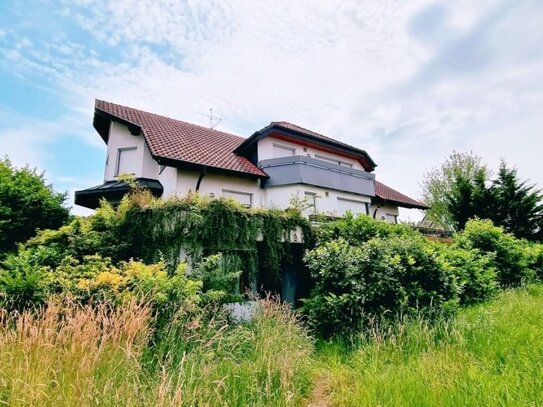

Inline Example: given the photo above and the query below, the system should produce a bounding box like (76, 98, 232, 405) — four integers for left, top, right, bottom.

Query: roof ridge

(271, 120, 330, 138)
(95, 99, 245, 141)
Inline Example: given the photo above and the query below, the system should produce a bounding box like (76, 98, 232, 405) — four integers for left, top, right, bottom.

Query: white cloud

(3, 0, 543, 222)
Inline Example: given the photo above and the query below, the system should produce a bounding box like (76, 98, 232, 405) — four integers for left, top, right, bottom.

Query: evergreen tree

(489, 162, 543, 240)
(446, 169, 492, 231)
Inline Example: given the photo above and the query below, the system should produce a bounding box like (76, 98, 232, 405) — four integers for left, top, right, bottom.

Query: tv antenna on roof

(195, 109, 222, 129)
(208, 108, 222, 129)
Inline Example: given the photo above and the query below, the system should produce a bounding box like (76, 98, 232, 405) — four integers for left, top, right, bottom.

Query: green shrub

(315, 213, 419, 246)
(455, 219, 534, 286)
(0, 251, 50, 310)
(523, 242, 543, 280)
(303, 236, 459, 337)
(438, 244, 498, 305)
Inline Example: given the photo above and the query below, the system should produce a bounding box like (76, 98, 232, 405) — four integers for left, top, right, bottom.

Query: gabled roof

(235, 121, 377, 172)
(374, 180, 428, 210)
(94, 100, 267, 178)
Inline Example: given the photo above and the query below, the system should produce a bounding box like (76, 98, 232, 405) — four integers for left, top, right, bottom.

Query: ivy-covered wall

(25, 191, 314, 296)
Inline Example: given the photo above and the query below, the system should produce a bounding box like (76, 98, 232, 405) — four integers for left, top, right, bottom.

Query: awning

(75, 178, 163, 209)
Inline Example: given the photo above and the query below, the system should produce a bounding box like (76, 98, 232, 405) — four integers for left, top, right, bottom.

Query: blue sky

(1, 0, 542, 219)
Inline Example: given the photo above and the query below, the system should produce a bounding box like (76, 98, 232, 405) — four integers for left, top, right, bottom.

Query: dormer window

(314, 153, 353, 168)
(115, 147, 138, 176)
(273, 143, 295, 158)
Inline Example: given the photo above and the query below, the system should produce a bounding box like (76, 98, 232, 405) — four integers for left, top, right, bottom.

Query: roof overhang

(234, 124, 377, 172)
(154, 156, 269, 180)
(75, 178, 163, 209)
(372, 196, 429, 210)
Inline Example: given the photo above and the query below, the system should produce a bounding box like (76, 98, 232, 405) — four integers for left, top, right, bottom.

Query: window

(385, 214, 398, 224)
(314, 153, 353, 168)
(337, 198, 368, 216)
(115, 147, 138, 176)
(273, 143, 295, 158)
(304, 191, 317, 215)
(222, 189, 253, 208)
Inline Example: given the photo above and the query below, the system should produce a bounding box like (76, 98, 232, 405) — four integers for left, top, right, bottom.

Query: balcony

(259, 155, 375, 196)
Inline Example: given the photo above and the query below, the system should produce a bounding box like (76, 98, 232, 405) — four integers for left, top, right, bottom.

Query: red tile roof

(95, 100, 267, 177)
(374, 180, 428, 209)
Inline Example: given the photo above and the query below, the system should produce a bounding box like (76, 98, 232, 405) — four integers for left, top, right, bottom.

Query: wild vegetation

(0, 157, 70, 256)
(422, 151, 543, 239)
(315, 285, 543, 406)
(1, 157, 543, 405)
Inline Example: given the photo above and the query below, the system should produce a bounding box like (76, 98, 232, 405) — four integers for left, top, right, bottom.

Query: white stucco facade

(104, 122, 159, 181)
(258, 136, 363, 170)
(370, 204, 400, 223)
(101, 122, 403, 220)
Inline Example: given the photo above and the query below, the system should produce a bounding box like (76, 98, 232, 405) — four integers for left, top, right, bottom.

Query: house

(75, 100, 428, 219)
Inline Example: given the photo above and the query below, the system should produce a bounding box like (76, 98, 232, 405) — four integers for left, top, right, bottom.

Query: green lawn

(314, 285, 543, 406)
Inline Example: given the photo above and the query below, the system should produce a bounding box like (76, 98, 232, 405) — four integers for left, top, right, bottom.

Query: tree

(489, 162, 543, 241)
(422, 151, 491, 230)
(445, 169, 492, 231)
(0, 157, 70, 256)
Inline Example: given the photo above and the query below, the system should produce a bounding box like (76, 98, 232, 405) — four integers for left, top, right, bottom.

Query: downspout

(373, 201, 384, 219)
(195, 167, 207, 192)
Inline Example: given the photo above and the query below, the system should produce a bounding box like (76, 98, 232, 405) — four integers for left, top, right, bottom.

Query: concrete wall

(257, 136, 364, 170)
(104, 122, 159, 181)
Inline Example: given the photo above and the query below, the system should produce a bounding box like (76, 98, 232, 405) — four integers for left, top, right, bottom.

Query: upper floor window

(314, 153, 353, 168)
(222, 189, 253, 208)
(115, 147, 138, 176)
(273, 143, 295, 158)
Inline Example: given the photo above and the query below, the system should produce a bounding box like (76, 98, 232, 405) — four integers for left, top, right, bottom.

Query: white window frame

(337, 197, 369, 216)
(222, 189, 253, 208)
(115, 147, 138, 176)
(314, 153, 353, 168)
(304, 191, 317, 215)
(272, 143, 296, 157)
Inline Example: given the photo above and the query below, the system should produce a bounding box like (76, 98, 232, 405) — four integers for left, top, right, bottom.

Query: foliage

(423, 153, 543, 240)
(437, 244, 498, 305)
(190, 253, 242, 302)
(445, 167, 492, 230)
(455, 219, 533, 286)
(22, 193, 312, 292)
(0, 298, 314, 406)
(303, 234, 459, 337)
(0, 251, 50, 310)
(316, 285, 543, 406)
(315, 212, 418, 246)
(422, 151, 491, 230)
(0, 157, 70, 256)
(489, 162, 543, 240)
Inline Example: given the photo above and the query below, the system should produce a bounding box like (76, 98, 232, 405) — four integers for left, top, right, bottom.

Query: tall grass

(317, 285, 543, 406)
(0, 298, 314, 406)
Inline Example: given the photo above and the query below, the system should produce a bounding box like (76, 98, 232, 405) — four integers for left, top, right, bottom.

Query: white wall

(104, 122, 159, 181)
(265, 185, 371, 217)
(257, 136, 364, 170)
(370, 203, 400, 223)
(176, 169, 262, 207)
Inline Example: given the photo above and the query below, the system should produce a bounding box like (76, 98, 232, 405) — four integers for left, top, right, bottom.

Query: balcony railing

(259, 155, 375, 196)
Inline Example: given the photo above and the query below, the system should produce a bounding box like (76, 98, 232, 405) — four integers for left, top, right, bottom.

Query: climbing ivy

(25, 191, 313, 291)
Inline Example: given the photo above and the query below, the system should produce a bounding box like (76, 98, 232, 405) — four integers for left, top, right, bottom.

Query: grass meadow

(1, 286, 542, 406)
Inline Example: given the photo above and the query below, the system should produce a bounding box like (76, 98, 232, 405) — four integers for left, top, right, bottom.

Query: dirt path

(305, 373, 332, 407)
